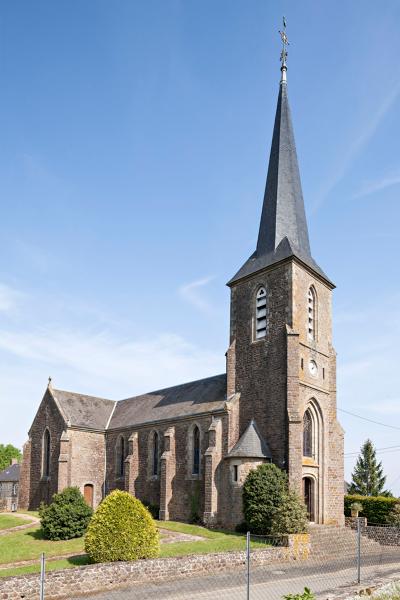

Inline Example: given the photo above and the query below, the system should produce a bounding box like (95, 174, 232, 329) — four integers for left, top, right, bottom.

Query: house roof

(227, 420, 272, 459)
(228, 73, 332, 288)
(51, 374, 228, 432)
(109, 374, 227, 430)
(51, 389, 116, 431)
(0, 463, 20, 482)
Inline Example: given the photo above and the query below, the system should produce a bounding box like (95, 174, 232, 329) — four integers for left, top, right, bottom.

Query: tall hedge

(85, 490, 159, 563)
(344, 495, 399, 524)
(39, 487, 93, 540)
(243, 463, 288, 534)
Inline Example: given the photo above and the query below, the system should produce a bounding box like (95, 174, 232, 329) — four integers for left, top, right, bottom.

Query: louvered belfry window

(307, 287, 316, 340)
(255, 287, 267, 339)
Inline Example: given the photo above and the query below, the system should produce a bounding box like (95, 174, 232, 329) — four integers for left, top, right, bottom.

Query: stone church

(19, 53, 344, 528)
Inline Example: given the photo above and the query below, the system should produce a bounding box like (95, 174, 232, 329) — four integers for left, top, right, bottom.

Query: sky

(0, 1, 400, 495)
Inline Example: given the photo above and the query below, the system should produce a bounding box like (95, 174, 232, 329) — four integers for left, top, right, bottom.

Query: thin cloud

(0, 284, 23, 313)
(353, 172, 400, 199)
(179, 276, 215, 314)
(314, 81, 400, 210)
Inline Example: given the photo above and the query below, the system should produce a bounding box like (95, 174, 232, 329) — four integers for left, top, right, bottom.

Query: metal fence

(38, 523, 400, 600)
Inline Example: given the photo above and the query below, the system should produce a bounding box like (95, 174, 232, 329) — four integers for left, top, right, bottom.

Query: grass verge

(0, 520, 267, 578)
(0, 514, 33, 530)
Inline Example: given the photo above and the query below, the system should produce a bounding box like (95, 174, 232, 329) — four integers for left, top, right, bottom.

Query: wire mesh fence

(44, 522, 400, 599)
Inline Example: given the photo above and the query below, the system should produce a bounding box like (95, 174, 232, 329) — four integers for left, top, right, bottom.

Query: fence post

(246, 531, 250, 600)
(357, 518, 361, 584)
(39, 552, 45, 600)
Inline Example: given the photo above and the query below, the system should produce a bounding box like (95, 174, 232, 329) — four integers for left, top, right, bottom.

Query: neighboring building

(0, 460, 20, 512)
(19, 45, 344, 527)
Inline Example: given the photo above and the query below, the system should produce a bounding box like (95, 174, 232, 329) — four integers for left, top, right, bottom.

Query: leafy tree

(349, 439, 389, 497)
(85, 490, 159, 563)
(270, 491, 308, 535)
(39, 487, 93, 540)
(0, 444, 22, 472)
(242, 463, 288, 534)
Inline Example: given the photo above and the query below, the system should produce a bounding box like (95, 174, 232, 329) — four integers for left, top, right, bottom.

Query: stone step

(308, 526, 382, 557)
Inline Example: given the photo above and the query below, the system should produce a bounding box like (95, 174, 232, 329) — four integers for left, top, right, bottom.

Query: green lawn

(0, 521, 266, 578)
(0, 514, 33, 530)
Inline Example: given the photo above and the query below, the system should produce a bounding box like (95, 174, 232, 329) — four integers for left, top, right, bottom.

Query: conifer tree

(349, 439, 389, 496)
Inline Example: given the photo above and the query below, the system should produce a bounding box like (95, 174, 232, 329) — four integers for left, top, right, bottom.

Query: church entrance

(84, 484, 94, 508)
(303, 477, 315, 522)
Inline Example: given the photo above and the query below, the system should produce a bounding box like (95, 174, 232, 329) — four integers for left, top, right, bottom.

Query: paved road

(71, 552, 400, 600)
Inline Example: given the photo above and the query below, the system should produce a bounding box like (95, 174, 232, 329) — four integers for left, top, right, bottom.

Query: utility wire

(338, 407, 400, 431)
(344, 444, 400, 457)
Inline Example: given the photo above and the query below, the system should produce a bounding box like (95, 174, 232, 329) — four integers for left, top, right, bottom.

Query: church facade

(19, 58, 344, 528)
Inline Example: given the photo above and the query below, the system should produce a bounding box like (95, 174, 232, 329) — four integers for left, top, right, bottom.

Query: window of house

(303, 410, 313, 458)
(192, 426, 200, 475)
(233, 464, 239, 483)
(307, 286, 316, 341)
(43, 429, 51, 478)
(152, 432, 159, 477)
(12, 483, 18, 496)
(116, 436, 126, 478)
(255, 287, 267, 339)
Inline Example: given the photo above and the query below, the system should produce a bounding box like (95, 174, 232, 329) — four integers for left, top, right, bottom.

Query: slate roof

(228, 78, 333, 287)
(0, 463, 20, 482)
(51, 374, 228, 431)
(109, 374, 227, 430)
(52, 389, 116, 431)
(227, 420, 272, 459)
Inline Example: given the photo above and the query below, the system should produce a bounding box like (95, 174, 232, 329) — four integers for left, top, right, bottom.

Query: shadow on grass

(26, 528, 45, 540)
(65, 555, 90, 567)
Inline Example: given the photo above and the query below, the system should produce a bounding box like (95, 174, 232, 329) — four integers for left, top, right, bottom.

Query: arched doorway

(84, 484, 94, 508)
(303, 477, 315, 522)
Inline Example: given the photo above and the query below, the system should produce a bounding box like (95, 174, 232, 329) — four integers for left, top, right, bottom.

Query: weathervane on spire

(279, 16, 289, 74)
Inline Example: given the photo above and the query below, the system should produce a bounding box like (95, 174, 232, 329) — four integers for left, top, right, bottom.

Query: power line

(344, 445, 400, 457)
(338, 408, 400, 431)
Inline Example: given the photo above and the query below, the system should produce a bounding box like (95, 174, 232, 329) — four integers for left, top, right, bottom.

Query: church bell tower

(226, 22, 344, 525)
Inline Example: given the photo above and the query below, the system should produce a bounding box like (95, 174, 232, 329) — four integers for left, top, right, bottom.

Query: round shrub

(270, 491, 308, 535)
(243, 463, 288, 534)
(39, 486, 93, 540)
(85, 490, 159, 563)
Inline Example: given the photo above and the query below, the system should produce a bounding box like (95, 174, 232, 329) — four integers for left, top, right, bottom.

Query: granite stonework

(20, 67, 344, 528)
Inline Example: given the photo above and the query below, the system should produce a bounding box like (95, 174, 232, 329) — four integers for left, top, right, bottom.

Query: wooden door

(84, 484, 94, 507)
(303, 477, 314, 522)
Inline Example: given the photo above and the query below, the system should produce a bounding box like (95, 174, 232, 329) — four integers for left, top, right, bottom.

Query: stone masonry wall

(22, 390, 66, 509)
(0, 538, 310, 600)
(69, 429, 106, 508)
(229, 262, 292, 469)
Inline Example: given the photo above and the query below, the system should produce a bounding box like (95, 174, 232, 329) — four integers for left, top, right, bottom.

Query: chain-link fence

(40, 523, 399, 599)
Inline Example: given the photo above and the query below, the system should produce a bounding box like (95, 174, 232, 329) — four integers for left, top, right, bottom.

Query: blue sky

(1, 1, 400, 494)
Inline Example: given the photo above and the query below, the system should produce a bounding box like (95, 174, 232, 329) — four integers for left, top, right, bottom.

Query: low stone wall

(0, 535, 310, 600)
(345, 517, 400, 546)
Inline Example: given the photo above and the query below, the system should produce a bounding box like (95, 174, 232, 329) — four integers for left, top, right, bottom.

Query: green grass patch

(17, 510, 40, 518)
(0, 525, 85, 565)
(0, 514, 33, 530)
(0, 520, 267, 578)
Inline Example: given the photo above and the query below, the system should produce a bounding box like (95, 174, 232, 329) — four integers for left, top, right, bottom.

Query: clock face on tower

(309, 360, 318, 377)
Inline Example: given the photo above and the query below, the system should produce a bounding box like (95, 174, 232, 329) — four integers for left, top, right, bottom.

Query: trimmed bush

(243, 463, 288, 534)
(85, 490, 159, 563)
(344, 495, 399, 524)
(39, 486, 93, 541)
(386, 503, 400, 526)
(270, 491, 308, 535)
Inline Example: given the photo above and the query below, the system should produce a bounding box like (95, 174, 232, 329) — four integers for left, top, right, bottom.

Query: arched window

(116, 436, 126, 478)
(43, 429, 51, 478)
(255, 287, 267, 339)
(192, 426, 200, 475)
(307, 286, 316, 341)
(303, 410, 313, 458)
(152, 432, 159, 477)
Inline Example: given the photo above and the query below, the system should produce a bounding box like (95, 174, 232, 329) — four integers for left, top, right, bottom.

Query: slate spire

(256, 72, 311, 258)
(228, 47, 332, 286)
